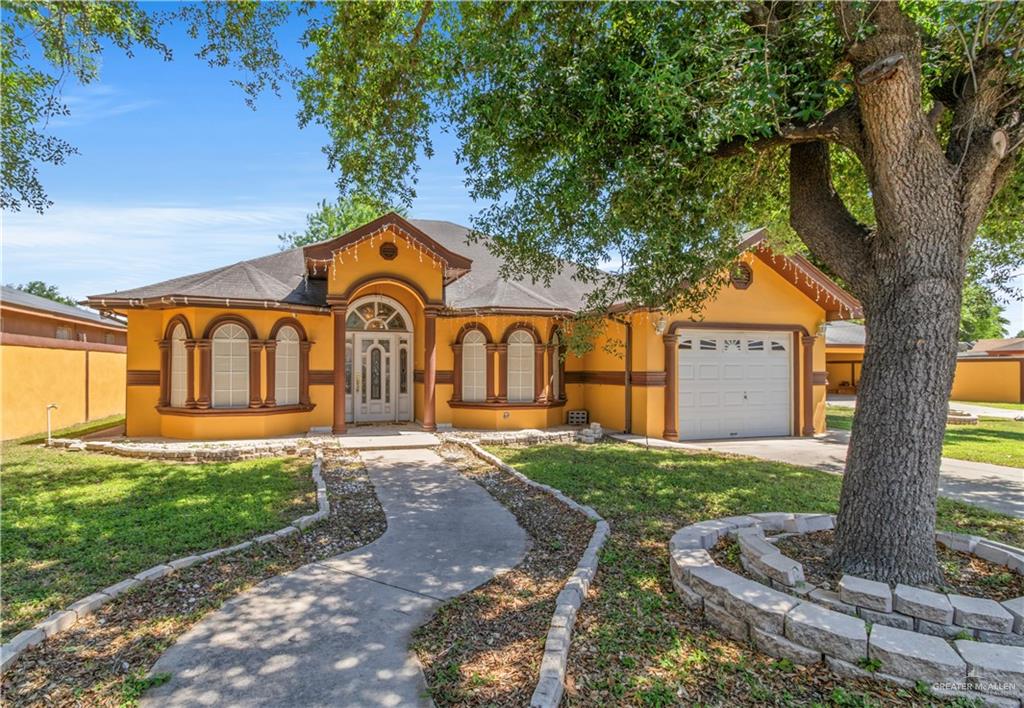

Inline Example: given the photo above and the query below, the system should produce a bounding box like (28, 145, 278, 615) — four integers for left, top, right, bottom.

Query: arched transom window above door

(346, 298, 409, 331)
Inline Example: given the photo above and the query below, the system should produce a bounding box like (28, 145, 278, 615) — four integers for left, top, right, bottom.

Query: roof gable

(740, 230, 862, 320)
(302, 213, 473, 282)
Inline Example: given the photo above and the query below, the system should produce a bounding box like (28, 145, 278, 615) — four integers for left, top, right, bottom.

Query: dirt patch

(411, 444, 593, 707)
(1, 451, 386, 707)
(713, 530, 1024, 601)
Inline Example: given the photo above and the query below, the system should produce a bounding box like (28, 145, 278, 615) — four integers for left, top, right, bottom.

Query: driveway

(829, 394, 1023, 421)
(143, 448, 528, 707)
(612, 431, 1024, 518)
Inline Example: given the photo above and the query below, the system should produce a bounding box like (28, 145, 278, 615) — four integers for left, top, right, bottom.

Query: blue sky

(2, 6, 1022, 335)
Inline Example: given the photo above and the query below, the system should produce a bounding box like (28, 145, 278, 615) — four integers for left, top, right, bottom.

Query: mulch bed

(410, 444, 593, 707)
(714, 530, 1024, 601)
(1, 451, 386, 707)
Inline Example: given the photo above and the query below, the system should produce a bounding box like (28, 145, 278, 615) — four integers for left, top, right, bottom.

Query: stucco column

(184, 340, 197, 407)
(802, 335, 815, 436)
(197, 340, 212, 408)
(548, 344, 558, 401)
(332, 303, 347, 433)
(299, 340, 311, 407)
(157, 340, 170, 407)
(486, 343, 498, 402)
(248, 340, 264, 408)
(534, 343, 547, 402)
(662, 333, 678, 440)
(451, 343, 463, 403)
(263, 340, 277, 407)
(496, 343, 508, 403)
(422, 307, 438, 431)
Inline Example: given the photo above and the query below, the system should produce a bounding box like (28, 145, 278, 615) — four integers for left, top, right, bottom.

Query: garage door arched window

(462, 329, 487, 402)
(275, 325, 300, 406)
(169, 324, 188, 407)
(507, 330, 535, 403)
(212, 323, 250, 408)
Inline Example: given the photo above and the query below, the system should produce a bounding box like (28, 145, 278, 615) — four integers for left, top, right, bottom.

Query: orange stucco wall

(950, 358, 1024, 403)
(0, 344, 126, 439)
(825, 348, 1023, 404)
(121, 245, 831, 439)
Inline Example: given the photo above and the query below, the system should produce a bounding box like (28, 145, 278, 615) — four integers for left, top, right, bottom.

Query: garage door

(677, 330, 792, 440)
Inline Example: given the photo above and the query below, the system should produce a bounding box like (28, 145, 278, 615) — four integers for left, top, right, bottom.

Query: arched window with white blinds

(169, 323, 187, 407)
(461, 329, 487, 402)
(507, 330, 535, 403)
(275, 326, 300, 405)
(212, 323, 249, 408)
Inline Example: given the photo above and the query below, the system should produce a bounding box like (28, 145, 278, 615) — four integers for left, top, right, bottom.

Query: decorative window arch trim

(163, 314, 193, 340)
(202, 313, 258, 340)
(456, 322, 494, 344)
(500, 321, 542, 344)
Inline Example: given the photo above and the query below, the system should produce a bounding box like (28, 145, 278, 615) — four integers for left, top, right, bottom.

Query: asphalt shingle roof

(824, 320, 865, 346)
(1, 285, 125, 328)
(87, 219, 593, 312)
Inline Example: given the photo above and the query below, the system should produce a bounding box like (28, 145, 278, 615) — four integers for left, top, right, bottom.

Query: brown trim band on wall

(631, 371, 667, 387)
(563, 370, 667, 386)
(310, 370, 334, 385)
(812, 371, 828, 386)
(127, 369, 161, 386)
(414, 369, 453, 385)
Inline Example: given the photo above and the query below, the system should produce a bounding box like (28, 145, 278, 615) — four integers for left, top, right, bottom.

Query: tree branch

(715, 104, 863, 158)
(788, 142, 874, 295)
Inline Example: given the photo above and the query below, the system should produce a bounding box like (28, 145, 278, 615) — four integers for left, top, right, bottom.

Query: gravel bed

(1, 451, 386, 707)
(411, 444, 593, 707)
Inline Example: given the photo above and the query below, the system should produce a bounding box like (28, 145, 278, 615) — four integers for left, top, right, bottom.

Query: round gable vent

(380, 242, 399, 260)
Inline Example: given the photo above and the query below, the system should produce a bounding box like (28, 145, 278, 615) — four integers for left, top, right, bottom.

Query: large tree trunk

(833, 264, 964, 584)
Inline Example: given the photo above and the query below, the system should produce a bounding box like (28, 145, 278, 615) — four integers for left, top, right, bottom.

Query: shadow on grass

(1, 445, 314, 639)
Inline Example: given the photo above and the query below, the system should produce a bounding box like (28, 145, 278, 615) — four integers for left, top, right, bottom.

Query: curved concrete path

(143, 449, 528, 707)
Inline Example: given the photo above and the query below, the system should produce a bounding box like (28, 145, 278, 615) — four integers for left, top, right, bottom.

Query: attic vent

(730, 262, 753, 289)
(380, 242, 398, 260)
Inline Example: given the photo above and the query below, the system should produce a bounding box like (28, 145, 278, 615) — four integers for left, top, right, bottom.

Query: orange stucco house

(85, 214, 862, 441)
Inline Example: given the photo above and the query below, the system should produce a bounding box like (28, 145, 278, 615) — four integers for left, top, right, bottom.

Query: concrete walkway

(829, 394, 1023, 421)
(143, 449, 528, 707)
(612, 432, 1024, 518)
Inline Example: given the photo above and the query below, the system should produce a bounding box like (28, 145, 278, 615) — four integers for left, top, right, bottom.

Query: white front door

(677, 329, 792, 440)
(348, 332, 413, 423)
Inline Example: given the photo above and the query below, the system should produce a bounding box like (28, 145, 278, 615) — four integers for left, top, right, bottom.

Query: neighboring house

(0, 286, 127, 439)
(825, 323, 1024, 403)
(824, 321, 867, 394)
(85, 213, 862, 441)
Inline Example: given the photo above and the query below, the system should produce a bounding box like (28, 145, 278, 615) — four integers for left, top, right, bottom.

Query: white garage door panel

(677, 329, 792, 441)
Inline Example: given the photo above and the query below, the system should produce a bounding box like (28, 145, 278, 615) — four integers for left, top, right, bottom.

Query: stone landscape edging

(0, 454, 331, 674)
(453, 439, 610, 708)
(669, 513, 1024, 707)
(47, 436, 335, 462)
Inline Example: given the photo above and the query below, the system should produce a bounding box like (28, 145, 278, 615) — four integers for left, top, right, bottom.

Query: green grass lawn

(951, 400, 1024, 411)
(1, 444, 315, 640)
(490, 442, 1023, 705)
(10, 413, 125, 446)
(826, 405, 1024, 468)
